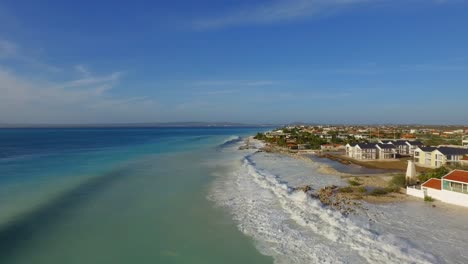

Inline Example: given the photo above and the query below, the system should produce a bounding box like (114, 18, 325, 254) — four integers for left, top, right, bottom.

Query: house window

(450, 182, 463, 192)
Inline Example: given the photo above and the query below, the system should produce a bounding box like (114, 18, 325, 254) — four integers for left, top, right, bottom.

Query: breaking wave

(217, 136, 242, 149)
(210, 151, 436, 264)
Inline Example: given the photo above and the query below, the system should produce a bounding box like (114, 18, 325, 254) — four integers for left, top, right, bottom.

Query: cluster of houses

(345, 140, 468, 168)
(407, 169, 468, 208)
(345, 140, 423, 160)
(276, 125, 468, 141)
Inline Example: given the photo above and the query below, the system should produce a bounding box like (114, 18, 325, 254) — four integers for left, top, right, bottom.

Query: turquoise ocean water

(0, 128, 273, 264)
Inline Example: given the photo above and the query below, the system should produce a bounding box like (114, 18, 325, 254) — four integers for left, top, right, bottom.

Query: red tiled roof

(422, 178, 442, 190)
(462, 156, 468, 161)
(443, 170, 468, 184)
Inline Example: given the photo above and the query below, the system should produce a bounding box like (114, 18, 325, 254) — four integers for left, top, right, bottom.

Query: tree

(418, 167, 450, 183)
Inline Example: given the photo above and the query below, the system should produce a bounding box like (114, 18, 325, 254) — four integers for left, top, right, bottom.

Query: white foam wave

(220, 135, 241, 145)
(210, 152, 436, 264)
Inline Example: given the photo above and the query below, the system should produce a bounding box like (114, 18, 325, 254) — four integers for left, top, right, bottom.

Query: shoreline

(249, 139, 412, 206)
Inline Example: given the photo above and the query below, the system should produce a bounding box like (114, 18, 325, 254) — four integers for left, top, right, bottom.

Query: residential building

(414, 146, 468, 168)
(461, 156, 468, 167)
(345, 143, 357, 158)
(353, 143, 377, 160)
(414, 147, 437, 167)
(376, 143, 396, 159)
(407, 170, 468, 208)
(378, 140, 423, 156)
(406, 141, 424, 156)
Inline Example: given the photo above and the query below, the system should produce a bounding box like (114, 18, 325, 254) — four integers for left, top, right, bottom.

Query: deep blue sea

(0, 127, 272, 264)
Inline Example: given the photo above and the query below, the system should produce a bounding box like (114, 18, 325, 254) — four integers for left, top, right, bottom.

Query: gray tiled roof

(357, 143, 377, 149)
(419, 147, 437, 152)
(407, 141, 423, 146)
(437, 147, 468, 156)
(377, 143, 396, 149)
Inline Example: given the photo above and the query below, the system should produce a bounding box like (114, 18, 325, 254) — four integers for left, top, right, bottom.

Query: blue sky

(0, 0, 467, 124)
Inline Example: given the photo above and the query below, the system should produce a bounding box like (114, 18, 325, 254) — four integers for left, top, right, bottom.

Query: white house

(407, 170, 468, 208)
(345, 143, 357, 158)
(353, 143, 377, 160)
(376, 143, 396, 159)
(406, 141, 424, 156)
(462, 156, 468, 167)
(378, 140, 423, 156)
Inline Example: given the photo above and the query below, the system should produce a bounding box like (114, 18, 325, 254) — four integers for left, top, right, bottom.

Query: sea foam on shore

(210, 138, 468, 264)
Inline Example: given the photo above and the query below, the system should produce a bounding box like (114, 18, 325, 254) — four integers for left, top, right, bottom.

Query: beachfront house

(378, 140, 423, 156)
(345, 143, 357, 158)
(406, 141, 424, 156)
(390, 140, 408, 155)
(414, 147, 438, 167)
(461, 156, 468, 167)
(435, 147, 468, 167)
(407, 170, 468, 208)
(376, 143, 397, 159)
(414, 147, 468, 168)
(353, 143, 377, 160)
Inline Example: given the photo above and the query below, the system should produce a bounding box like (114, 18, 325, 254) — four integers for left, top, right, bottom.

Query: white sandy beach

(209, 137, 468, 264)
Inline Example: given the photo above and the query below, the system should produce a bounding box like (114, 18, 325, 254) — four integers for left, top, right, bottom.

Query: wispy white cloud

(0, 38, 61, 72)
(0, 66, 158, 124)
(192, 0, 371, 30)
(399, 63, 468, 72)
(56, 72, 122, 90)
(191, 0, 462, 30)
(310, 60, 468, 75)
(192, 79, 277, 87)
(0, 39, 17, 58)
(75, 64, 91, 78)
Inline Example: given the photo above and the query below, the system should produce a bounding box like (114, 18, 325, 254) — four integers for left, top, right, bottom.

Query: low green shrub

(424, 196, 434, 202)
(390, 174, 406, 188)
(338, 187, 353, 193)
(357, 186, 367, 193)
(348, 179, 362, 186)
(385, 185, 401, 193)
(370, 188, 389, 196)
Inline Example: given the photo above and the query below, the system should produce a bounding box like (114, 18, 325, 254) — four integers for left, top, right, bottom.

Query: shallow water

(0, 128, 272, 264)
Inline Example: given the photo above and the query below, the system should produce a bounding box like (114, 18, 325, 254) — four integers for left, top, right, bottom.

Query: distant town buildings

(262, 125, 468, 164)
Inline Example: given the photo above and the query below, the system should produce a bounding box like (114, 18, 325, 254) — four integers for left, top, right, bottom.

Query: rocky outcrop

(312, 185, 362, 216)
(293, 185, 313, 193)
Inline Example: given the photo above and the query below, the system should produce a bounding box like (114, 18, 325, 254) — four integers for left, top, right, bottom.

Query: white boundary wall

(406, 187, 468, 208)
(406, 187, 424, 198)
